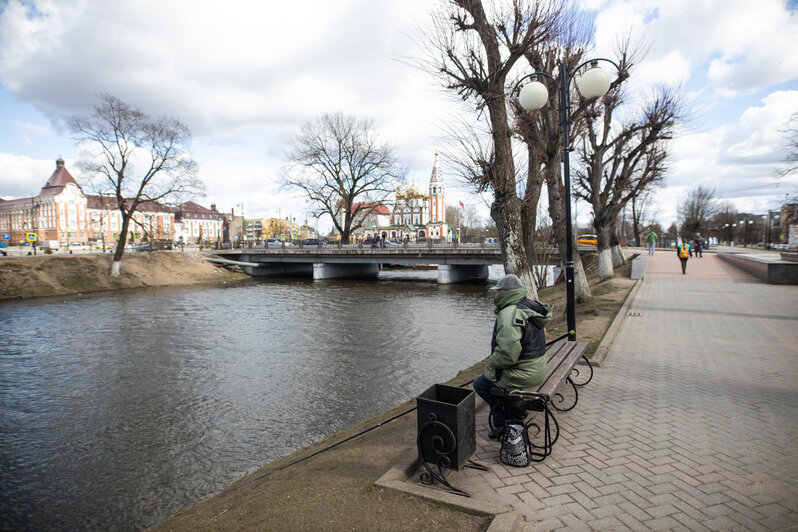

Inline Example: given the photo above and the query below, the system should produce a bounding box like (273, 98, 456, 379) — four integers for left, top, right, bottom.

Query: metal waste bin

(416, 383, 476, 471)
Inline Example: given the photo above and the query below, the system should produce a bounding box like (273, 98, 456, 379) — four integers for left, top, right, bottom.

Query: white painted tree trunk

(598, 247, 614, 281)
(611, 244, 627, 267)
(111, 260, 121, 277)
(573, 254, 591, 302)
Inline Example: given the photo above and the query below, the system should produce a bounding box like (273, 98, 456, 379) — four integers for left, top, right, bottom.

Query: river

(0, 269, 504, 530)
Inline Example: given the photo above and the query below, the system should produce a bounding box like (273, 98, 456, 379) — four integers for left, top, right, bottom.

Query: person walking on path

(677, 238, 691, 274)
(472, 274, 552, 439)
(693, 232, 704, 258)
(646, 230, 658, 255)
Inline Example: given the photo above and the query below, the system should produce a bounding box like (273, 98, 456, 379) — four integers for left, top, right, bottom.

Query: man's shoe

(488, 427, 505, 440)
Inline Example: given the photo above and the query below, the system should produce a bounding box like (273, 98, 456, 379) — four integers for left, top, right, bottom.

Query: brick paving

(423, 252, 798, 530)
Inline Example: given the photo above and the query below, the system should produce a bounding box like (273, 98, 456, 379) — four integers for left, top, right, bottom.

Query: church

(357, 153, 450, 242)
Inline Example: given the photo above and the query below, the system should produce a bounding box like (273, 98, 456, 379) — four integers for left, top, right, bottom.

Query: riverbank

(150, 261, 636, 531)
(0, 251, 248, 300)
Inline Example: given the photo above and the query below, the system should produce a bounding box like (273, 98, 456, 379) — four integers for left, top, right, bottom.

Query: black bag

(499, 421, 531, 467)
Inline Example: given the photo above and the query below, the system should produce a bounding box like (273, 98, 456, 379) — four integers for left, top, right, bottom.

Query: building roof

(351, 202, 390, 215)
(40, 158, 81, 195)
(178, 201, 220, 220)
(86, 195, 119, 209)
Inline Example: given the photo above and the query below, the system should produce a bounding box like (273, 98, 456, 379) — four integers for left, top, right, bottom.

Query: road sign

(2, 233, 10, 240)
(26, 232, 38, 242)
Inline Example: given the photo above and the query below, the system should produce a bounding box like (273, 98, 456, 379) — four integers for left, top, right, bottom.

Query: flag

(459, 200, 464, 208)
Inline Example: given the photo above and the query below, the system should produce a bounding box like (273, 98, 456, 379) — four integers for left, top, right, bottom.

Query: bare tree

(421, 0, 562, 294)
(779, 111, 798, 177)
(679, 185, 719, 237)
(512, 15, 613, 301)
(574, 82, 681, 281)
(69, 94, 203, 276)
(630, 190, 657, 247)
(282, 113, 405, 244)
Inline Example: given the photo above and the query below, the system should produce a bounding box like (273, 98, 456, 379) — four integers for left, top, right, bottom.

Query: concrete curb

(374, 402, 522, 531)
(589, 277, 643, 367)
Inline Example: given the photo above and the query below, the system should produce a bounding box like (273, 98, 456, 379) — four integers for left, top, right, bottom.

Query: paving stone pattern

(434, 254, 798, 531)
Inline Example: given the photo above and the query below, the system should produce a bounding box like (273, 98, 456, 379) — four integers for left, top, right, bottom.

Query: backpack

(679, 245, 689, 259)
(500, 421, 532, 467)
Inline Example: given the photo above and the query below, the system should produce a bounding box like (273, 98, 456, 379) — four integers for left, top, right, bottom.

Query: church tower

(428, 152, 445, 223)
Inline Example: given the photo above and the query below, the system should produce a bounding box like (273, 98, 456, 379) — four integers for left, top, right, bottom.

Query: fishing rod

(231, 333, 570, 490)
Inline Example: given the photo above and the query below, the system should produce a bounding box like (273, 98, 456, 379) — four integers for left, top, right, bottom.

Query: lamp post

(515, 58, 623, 341)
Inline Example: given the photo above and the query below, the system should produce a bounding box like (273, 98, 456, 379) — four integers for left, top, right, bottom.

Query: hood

(493, 287, 528, 313)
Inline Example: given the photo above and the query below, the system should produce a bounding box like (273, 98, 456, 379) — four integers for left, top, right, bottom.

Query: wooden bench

(490, 339, 591, 462)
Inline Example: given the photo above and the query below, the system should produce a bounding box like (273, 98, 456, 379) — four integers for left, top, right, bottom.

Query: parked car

(266, 238, 285, 248)
(576, 234, 597, 246)
(302, 238, 325, 247)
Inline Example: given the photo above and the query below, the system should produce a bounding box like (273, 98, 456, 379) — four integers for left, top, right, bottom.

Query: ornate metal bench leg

(525, 403, 559, 462)
(572, 354, 594, 387)
(417, 414, 471, 497)
(552, 376, 579, 412)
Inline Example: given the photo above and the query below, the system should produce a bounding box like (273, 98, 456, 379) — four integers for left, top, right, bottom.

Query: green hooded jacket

(484, 287, 552, 389)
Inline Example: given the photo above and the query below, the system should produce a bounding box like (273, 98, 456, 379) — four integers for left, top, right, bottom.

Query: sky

(1, 0, 797, 234)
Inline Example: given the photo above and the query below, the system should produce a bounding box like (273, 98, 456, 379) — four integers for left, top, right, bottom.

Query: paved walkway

(405, 252, 798, 530)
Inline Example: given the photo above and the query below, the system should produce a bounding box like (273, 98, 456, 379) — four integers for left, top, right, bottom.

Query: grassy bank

(150, 260, 636, 531)
(0, 251, 248, 300)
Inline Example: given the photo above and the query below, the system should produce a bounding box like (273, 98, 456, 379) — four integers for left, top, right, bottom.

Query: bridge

(203, 244, 562, 284)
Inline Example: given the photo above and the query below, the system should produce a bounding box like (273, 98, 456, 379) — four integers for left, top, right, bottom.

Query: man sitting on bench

(473, 274, 552, 439)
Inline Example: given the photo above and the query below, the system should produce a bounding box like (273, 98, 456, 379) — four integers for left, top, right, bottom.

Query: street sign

(26, 232, 38, 242)
(2, 233, 10, 240)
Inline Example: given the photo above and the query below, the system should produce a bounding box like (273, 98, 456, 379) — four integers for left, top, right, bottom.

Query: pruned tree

(69, 93, 203, 276)
(421, 0, 563, 295)
(512, 13, 615, 301)
(574, 81, 682, 281)
(679, 185, 718, 237)
(282, 112, 406, 244)
(630, 190, 657, 247)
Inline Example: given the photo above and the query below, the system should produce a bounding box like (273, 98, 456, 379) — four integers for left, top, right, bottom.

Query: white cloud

(592, 0, 798, 98)
(1, 0, 797, 230)
(0, 153, 60, 199)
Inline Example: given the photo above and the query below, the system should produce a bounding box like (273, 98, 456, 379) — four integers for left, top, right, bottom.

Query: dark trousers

(473, 375, 525, 430)
(680, 257, 688, 274)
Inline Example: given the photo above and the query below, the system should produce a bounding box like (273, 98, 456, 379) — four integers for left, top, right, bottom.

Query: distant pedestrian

(693, 233, 704, 258)
(677, 239, 691, 275)
(646, 231, 658, 255)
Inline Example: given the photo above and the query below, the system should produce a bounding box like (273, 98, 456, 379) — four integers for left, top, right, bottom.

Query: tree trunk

(493, 191, 537, 299)
(486, 97, 536, 297)
(596, 224, 614, 281)
(111, 209, 132, 277)
(611, 243, 626, 267)
(545, 166, 591, 300)
(520, 152, 544, 297)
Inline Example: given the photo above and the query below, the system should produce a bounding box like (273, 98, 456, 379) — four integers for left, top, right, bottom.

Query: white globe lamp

(576, 62, 611, 99)
(518, 81, 549, 111)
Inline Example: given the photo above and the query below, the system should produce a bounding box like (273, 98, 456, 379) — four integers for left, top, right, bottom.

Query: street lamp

(515, 58, 623, 341)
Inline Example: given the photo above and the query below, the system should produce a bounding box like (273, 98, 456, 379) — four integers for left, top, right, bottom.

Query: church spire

(428, 151, 445, 224)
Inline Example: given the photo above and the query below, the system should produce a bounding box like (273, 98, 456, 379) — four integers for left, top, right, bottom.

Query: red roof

(41, 158, 81, 195)
(351, 202, 390, 215)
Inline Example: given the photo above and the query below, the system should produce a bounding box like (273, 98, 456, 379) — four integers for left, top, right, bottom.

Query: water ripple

(0, 274, 496, 529)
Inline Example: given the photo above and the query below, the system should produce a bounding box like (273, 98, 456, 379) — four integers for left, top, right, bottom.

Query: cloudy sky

(1, 0, 797, 233)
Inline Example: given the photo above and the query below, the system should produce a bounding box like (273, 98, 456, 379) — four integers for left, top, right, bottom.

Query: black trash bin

(416, 383, 476, 471)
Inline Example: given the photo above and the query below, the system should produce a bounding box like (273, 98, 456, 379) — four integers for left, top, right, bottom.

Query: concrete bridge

(203, 244, 561, 284)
